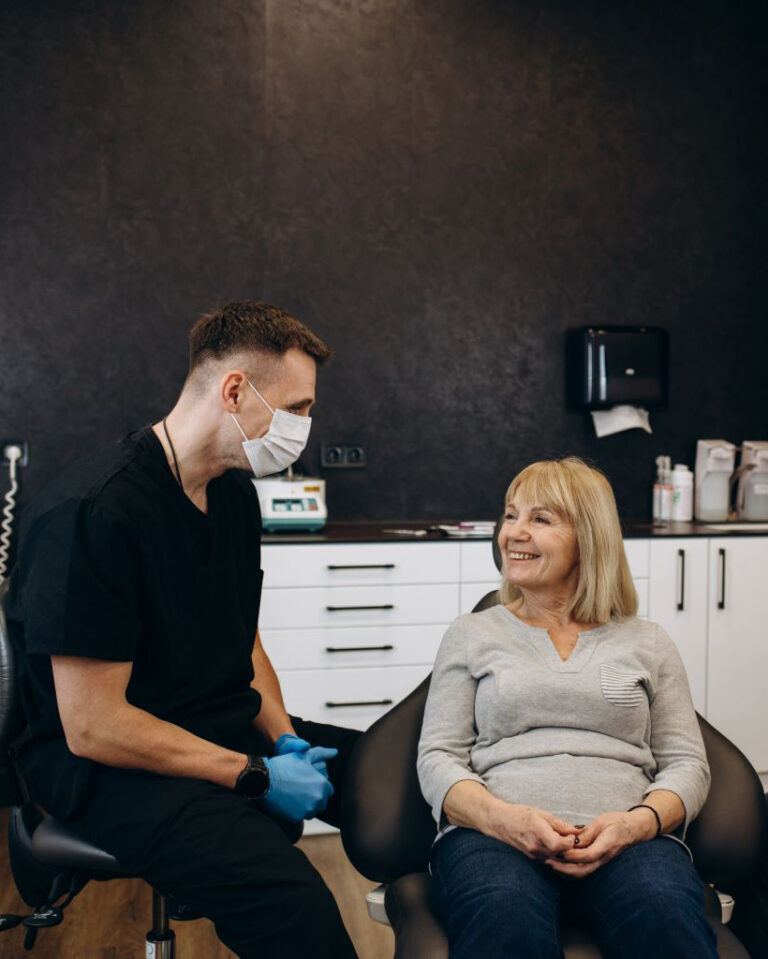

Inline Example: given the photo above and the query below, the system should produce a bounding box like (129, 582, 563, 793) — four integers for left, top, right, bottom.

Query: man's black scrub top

(5, 425, 264, 819)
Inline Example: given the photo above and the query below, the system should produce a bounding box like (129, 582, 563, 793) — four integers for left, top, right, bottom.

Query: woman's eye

(504, 513, 516, 521)
(534, 516, 550, 524)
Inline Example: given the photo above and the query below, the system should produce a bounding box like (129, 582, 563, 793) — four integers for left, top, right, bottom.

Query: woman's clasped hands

(491, 802, 657, 878)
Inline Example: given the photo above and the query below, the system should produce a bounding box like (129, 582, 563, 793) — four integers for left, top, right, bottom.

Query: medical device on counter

(735, 441, 768, 522)
(253, 468, 327, 532)
(695, 440, 736, 522)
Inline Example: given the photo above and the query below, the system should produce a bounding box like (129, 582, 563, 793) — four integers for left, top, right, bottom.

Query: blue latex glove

(261, 748, 338, 822)
(273, 734, 311, 756)
(304, 744, 338, 780)
(274, 736, 337, 777)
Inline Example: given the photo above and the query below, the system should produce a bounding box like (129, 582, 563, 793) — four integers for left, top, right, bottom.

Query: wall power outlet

(320, 444, 367, 469)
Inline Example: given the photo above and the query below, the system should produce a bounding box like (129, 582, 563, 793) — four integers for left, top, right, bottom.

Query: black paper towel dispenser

(565, 326, 669, 411)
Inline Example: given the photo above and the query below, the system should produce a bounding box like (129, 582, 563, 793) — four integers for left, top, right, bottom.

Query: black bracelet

(627, 804, 662, 837)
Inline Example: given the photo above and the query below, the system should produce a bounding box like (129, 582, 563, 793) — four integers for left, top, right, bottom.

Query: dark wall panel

(1, 0, 766, 525)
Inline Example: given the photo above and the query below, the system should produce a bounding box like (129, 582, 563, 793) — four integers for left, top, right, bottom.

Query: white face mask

(230, 380, 312, 478)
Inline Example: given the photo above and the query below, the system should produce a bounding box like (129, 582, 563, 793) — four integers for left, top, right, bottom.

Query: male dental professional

(6, 301, 360, 958)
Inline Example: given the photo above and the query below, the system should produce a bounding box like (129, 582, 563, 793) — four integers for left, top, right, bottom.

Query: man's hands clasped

(260, 734, 338, 823)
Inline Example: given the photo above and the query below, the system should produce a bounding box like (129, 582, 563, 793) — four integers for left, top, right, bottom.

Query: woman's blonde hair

(499, 457, 637, 624)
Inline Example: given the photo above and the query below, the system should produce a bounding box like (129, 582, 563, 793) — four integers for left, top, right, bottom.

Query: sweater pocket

(599, 664, 651, 707)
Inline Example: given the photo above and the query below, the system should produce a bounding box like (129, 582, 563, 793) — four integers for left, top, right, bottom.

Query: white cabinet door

(706, 538, 768, 772)
(460, 541, 500, 583)
(647, 539, 709, 715)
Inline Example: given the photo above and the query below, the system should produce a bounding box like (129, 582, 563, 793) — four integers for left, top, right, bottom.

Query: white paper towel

(590, 405, 652, 438)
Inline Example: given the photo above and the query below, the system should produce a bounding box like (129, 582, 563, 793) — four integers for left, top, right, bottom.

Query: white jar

(671, 464, 694, 521)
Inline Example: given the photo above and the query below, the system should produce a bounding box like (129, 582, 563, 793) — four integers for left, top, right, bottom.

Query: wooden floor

(0, 810, 394, 958)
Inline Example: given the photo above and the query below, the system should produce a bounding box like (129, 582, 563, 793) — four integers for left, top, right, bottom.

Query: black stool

(6, 799, 184, 955)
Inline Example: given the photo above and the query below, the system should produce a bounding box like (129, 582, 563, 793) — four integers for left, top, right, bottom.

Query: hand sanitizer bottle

(671, 464, 693, 521)
(654, 456, 673, 522)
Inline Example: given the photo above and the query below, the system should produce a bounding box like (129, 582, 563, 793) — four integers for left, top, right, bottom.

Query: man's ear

(220, 370, 247, 413)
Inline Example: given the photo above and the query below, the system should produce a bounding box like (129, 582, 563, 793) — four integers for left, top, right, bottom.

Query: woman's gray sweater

(417, 606, 710, 837)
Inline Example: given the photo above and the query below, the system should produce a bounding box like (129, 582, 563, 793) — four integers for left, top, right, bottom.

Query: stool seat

(31, 818, 130, 876)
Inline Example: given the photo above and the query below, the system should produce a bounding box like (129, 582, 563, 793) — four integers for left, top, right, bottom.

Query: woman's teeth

(508, 551, 539, 560)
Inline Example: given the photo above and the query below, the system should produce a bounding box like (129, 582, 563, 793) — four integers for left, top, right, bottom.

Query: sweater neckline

(494, 604, 610, 673)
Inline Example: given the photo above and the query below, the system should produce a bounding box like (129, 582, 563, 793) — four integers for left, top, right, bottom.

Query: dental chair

(340, 587, 767, 958)
(0, 589, 300, 955)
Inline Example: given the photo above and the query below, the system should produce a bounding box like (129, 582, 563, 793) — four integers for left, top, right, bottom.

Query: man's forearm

(70, 702, 247, 789)
(250, 644, 295, 745)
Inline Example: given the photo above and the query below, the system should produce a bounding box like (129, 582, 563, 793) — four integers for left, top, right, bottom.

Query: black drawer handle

(325, 604, 394, 612)
(325, 699, 394, 709)
(327, 564, 396, 570)
(677, 549, 686, 611)
(718, 548, 726, 610)
(325, 645, 394, 653)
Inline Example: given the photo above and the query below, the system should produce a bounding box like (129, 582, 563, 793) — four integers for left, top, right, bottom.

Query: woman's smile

(507, 550, 540, 561)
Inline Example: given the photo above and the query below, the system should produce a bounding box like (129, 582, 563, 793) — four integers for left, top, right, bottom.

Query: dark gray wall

(1, 0, 767, 525)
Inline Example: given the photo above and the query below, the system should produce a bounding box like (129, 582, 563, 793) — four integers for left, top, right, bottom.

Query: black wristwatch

(234, 754, 270, 799)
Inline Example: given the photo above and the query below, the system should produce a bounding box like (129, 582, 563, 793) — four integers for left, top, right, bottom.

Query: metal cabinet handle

(325, 645, 394, 653)
(718, 548, 726, 610)
(325, 699, 394, 708)
(325, 604, 394, 612)
(327, 564, 395, 570)
(677, 549, 686, 611)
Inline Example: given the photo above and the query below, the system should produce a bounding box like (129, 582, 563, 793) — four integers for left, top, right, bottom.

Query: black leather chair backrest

(689, 715, 768, 887)
(0, 583, 23, 755)
(341, 674, 434, 883)
(341, 587, 768, 890)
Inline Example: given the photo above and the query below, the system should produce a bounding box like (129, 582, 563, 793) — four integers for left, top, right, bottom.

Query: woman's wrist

(626, 805, 661, 841)
(470, 792, 510, 840)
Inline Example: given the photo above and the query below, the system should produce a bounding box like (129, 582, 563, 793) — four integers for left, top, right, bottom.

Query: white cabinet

(648, 539, 709, 714)
(647, 535, 768, 774)
(706, 538, 768, 773)
(459, 541, 500, 614)
(260, 541, 460, 736)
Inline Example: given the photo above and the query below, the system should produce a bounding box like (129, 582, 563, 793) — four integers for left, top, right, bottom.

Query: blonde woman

(417, 458, 716, 959)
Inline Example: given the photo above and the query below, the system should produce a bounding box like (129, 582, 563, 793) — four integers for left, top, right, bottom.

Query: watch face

(238, 757, 269, 799)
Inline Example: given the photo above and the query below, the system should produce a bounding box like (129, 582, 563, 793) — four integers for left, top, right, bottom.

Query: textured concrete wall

(1, 0, 767, 523)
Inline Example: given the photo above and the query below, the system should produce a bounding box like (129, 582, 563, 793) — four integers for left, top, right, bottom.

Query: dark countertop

(262, 519, 768, 545)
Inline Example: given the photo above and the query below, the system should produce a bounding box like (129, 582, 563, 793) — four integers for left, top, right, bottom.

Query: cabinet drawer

(261, 624, 447, 670)
(460, 582, 500, 614)
(261, 542, 460, 588)
(460, 541, 499, 583)
(259, 583, 459, 629)
(278, 664, 432, 731)
(623, 539, 649, 578)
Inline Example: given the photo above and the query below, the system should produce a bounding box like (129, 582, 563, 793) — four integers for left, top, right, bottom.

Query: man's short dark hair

(188, 301, 332, 375)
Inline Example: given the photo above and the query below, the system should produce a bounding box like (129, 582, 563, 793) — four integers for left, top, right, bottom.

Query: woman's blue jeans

(430, 827, 718, 959)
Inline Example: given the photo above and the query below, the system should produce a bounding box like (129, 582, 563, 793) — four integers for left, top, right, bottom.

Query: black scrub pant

(66, 717, 361, 959)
